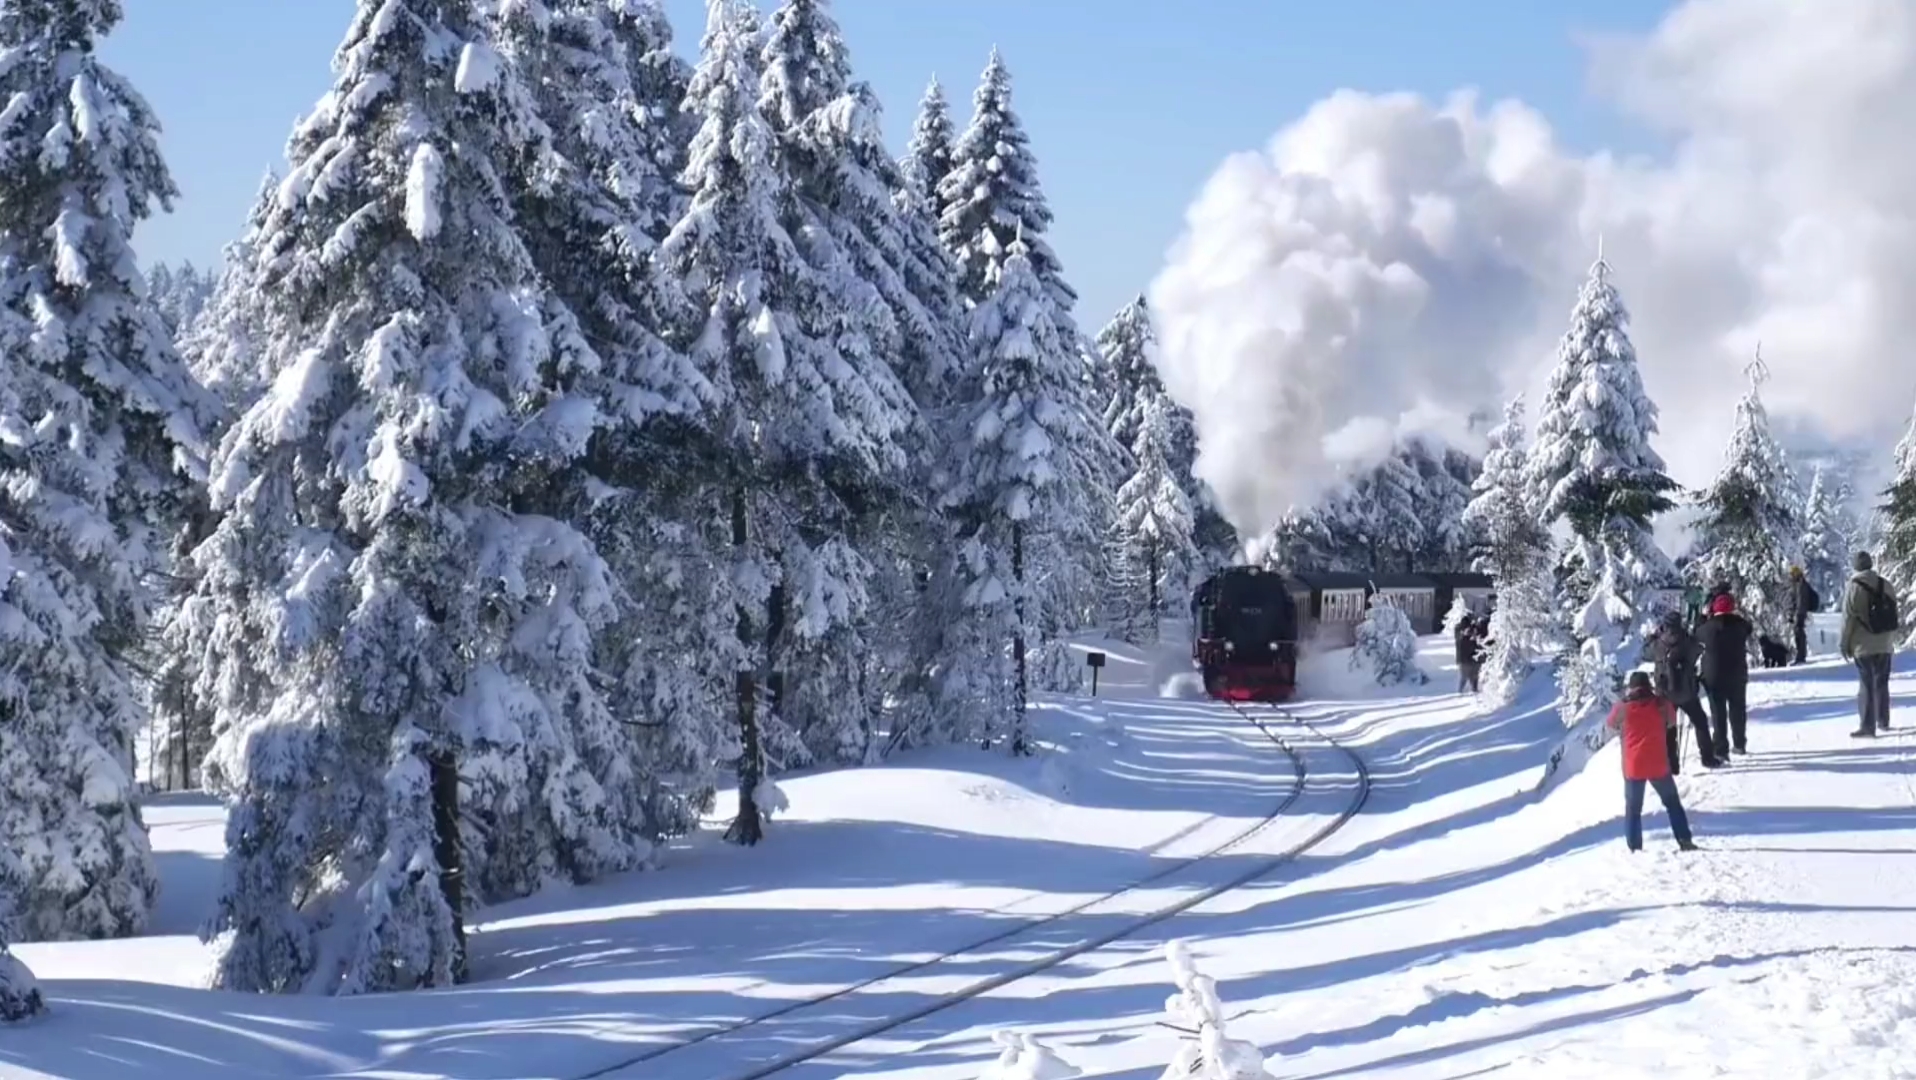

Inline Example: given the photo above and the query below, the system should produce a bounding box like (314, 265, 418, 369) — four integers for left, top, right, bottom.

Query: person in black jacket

(1646, 610, 1721, 769)
(1786, 566, 1819, 665)
(1695, 592, 1756, 758)
(1453, 612, 1487, 693)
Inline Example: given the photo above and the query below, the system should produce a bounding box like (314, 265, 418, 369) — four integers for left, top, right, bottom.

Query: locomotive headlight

(1269, 641, 1279, 650)
(1223, 641, 1235, 653)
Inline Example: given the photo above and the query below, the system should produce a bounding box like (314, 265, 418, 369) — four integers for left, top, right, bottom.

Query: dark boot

(1851, 727, 1878, 738)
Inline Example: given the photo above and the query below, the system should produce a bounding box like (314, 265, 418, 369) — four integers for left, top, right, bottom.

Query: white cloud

(1149, 0, 1916, 542)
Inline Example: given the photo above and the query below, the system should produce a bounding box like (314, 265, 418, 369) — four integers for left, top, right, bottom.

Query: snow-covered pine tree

(493, 0, 696, 427)
(754, 0, 952, 767)
(1876, 400, 1916, 635)
(1689, 351, 1801, 637)
(177, 171, 278, 411)
(1800, 463, 1845, 603)
(1098, 295, 1155, 451)
(661, 0, 916, 837)
(937, 49, 1074, 325)
(1409, 441, 1479, 571)
(604, 0, 695, 181)
(1525, 252, 1677, 723)
(1109, 392, 1198, 641)
(1360, 450, 1425, 572)
(195, 0, 659, 993)
(943, 239, 1103, 752)
(1460, 395, 1556, 704)
(899, 76, 953, 225)
(0, 0, 216, 941)
(146, 260, 213, 340)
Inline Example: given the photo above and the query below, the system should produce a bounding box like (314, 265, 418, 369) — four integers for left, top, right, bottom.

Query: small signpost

(1086, 650, 1107, 696)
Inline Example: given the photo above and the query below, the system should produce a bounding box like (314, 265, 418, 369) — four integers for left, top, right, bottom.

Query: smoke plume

(1150, 0, 1916, 542)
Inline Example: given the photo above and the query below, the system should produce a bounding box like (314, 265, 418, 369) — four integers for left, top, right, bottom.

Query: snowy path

(840, 648, 1916, 1079)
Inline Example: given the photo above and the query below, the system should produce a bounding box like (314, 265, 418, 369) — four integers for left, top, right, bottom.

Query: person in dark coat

(1453, 612, 1487, 693)
(1695, 592, 1756, 758)
(1646, 610, 1721, 770)
(1786, 565, 1819, 665)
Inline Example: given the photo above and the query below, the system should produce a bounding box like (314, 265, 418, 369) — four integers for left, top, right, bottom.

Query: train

(1190, 565, 1300, 701)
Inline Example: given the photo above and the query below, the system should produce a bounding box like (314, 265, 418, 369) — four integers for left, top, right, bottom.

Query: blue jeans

(1856, 652, 1892, 731)
(1624, 776, 1692, 850)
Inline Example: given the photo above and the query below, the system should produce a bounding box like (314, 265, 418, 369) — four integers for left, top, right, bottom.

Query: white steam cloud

(1150, 0, 1916, 542)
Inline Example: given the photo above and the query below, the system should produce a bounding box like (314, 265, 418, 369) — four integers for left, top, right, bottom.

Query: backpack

(1861, 577, 1900, 635)
(1805, 584, 1821, 613)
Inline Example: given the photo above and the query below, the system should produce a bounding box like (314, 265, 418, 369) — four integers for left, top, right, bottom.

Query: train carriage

(1191, 565, 1300, 701)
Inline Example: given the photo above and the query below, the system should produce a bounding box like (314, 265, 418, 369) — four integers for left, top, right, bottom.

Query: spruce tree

(0, 0, 213, 941)
(149, 174, 280, 795)
(944, 240, 1102, 751)
(195, 0, 654, 993)
(1801, 464, 1843, 599)
(661, 0, 916, 838)
(1876, 401, 1916, 628)
(1110, 391, 1199, 640)
(900, 76, 953, 223)
(1461, 395, 1555, 704)
(1361, 450, 1426, 572)
(1526, 253, 1677, 722)
(1689, 353, 1800, 636)
(937, 50, 1075, 324)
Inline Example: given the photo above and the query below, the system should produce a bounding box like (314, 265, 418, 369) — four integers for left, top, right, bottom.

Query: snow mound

(980, 1030, 1082, 1080)
(1160, 671, 1206, 699)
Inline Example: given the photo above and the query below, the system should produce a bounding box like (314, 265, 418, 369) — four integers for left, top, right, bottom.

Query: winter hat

(1626, 670, 1654, 694)
(1855, 551, 1875, 572)
(1710, 593, 1737, 616)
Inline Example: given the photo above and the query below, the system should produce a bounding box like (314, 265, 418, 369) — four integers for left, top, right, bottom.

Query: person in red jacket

(1605, 670, 1699, 852)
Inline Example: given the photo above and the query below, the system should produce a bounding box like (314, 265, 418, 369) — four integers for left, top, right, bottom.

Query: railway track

(572, 699, 1369, 1080)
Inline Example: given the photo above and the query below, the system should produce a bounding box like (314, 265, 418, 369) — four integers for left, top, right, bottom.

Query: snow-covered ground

(7, 618, 1916, 1078)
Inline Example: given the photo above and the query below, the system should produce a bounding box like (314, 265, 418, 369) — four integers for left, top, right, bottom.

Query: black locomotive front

(1190, 566, 1299, 701)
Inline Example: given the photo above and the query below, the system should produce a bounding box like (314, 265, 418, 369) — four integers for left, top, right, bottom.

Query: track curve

(571, 698, 1306, 1080)
(578, 700, 1370, 1080)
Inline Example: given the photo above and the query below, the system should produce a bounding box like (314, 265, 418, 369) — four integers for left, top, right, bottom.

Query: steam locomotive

(1190, 565, 1300, 701)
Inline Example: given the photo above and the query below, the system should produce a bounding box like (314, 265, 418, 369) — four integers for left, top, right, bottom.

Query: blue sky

(103, 0, 1673, 327)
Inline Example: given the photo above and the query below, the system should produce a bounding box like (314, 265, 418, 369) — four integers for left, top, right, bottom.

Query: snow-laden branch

(1159, 940, 1275, 1080)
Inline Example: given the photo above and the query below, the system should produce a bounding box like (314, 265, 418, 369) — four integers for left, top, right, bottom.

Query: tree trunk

(725, 486, 766, 846)
(1147, 539, 1161, 642)
(1011, 521, 1029, 756)
(428, 747, 466, 983)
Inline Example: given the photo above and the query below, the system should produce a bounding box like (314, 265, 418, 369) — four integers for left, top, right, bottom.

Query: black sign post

(1086, 650, 1107, 696)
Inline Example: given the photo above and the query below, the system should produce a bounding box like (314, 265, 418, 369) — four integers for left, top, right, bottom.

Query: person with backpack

(1647, 609, 1720, 770)
(1840, 551, 1900, 737)
(1787, 565, 1820, 665)
(1695, 592, 1755, 758)
(1604, 670, 1698, 853)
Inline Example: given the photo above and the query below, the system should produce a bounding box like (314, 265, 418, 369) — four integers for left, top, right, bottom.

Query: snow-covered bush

(0, 949, 39, 1023)
(980, 1030, 1082, 1080)
(1160, 940, 1274, 1079)
(0, 849, 44, 1021)
(1351, 595, 1426, 686)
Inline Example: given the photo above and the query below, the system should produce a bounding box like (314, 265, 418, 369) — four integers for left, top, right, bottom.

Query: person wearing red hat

(1695, 591, 1755, 758)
